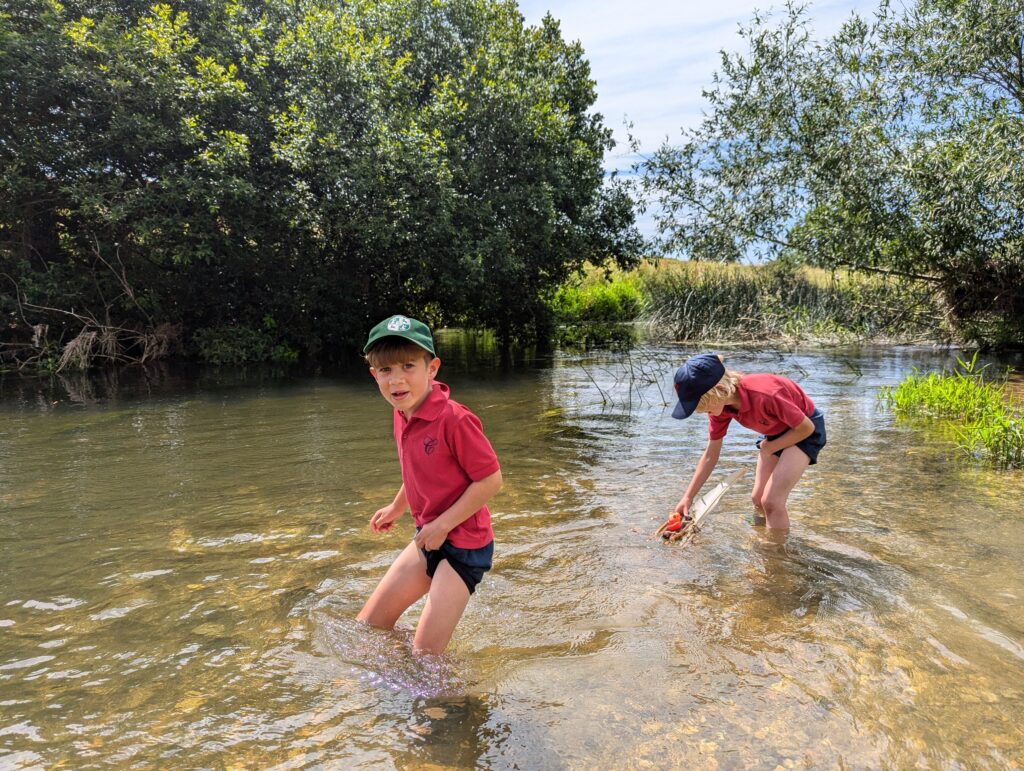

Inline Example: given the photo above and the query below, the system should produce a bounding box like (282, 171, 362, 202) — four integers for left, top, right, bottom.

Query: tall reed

(638, 260, 946, 344)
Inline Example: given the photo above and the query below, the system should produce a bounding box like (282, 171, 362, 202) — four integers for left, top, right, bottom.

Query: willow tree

(638, 0, 1024, 346)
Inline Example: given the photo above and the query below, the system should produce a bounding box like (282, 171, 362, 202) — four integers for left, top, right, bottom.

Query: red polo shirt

(708, 374, 815, 440)
(393, 382, 499, 548)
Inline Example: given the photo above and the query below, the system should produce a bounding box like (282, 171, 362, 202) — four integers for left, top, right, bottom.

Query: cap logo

(387, 315, 412, 332)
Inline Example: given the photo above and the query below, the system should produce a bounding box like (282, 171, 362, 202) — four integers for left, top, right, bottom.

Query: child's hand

(369, 505, 402, 533)
(674, 496, 692, 518)
(413, 520, 449, 551)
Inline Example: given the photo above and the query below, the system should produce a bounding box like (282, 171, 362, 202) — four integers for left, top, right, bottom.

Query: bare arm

(759, 416, 814, 455)
(675, 438, 722, 516)
(414, 469, 503, 550)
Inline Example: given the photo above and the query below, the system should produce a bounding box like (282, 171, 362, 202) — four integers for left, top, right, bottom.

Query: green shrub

(546, 267, 643, 348)
(549, 274, 643, 324)
(192, 325, 273, 365)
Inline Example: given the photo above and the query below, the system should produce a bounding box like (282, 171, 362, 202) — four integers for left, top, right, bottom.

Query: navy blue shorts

(757, 408, 826, 465)
(420, 538, 493, 595)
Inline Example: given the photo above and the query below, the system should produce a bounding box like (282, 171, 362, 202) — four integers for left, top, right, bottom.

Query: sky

(514, 0, 883, 241)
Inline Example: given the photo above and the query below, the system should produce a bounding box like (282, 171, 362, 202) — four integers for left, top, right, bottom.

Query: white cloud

(517, 0, 882, 240)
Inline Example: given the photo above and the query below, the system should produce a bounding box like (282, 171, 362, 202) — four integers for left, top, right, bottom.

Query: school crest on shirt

(423, 436, 438, 455)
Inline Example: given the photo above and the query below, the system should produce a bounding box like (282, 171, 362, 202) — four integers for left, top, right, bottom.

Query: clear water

(1, 346, 1022, 768)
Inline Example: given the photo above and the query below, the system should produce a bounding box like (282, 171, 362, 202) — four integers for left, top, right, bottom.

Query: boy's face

(370, 352, 440, 416)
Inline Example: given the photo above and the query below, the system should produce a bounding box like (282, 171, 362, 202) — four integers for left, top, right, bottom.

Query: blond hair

(696, 354, 743, 411)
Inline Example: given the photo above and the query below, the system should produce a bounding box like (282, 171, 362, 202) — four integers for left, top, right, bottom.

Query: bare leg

(413, 560, 471, 655)
(357, 541, 431, 629)
(761, 446, 811, 531)
(751, 449, 779, 524)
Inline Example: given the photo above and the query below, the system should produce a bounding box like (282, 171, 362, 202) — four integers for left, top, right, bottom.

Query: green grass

(879, 355, 1024, 469)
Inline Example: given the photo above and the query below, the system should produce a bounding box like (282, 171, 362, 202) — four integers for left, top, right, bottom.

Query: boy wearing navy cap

(357, 314, 502, 654)
(672, 353, 825, 531)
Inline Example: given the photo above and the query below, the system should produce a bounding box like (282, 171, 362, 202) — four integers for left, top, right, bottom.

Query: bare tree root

(2, 260, 180, 371)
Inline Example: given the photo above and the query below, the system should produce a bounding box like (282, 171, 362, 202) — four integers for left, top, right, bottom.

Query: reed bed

(879, 355, 1024, 469)
(637, 260, 947, 345)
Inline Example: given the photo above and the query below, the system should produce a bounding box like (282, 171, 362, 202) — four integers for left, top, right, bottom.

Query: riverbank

(550, 259, 950, 348)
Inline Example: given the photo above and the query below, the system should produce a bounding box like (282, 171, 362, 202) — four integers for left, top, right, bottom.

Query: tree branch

(831, 259, 940, 283)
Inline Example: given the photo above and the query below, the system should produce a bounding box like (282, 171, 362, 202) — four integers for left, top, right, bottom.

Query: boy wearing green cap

(357, 315, 503, 654)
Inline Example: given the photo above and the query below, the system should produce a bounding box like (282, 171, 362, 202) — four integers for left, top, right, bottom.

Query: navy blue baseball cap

(672, 354, 726, 419)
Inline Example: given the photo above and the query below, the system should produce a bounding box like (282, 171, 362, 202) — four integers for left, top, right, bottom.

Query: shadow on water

(743, 529, 904, 624)
(404, 694, 508, 770)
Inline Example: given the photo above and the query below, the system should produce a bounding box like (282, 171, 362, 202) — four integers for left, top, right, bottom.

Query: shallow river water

(1, 344, 1022, 769)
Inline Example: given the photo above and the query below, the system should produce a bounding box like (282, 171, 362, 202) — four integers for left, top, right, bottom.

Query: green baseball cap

(363, 314, 435, 356)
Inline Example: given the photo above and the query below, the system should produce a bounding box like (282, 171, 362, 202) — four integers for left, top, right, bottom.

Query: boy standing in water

(357, 314, 502, 654)
(672, 354, 825, 531)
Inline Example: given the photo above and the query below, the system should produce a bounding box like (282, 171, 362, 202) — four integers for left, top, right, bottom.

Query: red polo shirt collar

(401, 382, 449, 424)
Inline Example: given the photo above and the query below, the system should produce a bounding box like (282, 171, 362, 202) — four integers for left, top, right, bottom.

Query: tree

(637, 0, 1024, 346)
(1, 0, 640, 367)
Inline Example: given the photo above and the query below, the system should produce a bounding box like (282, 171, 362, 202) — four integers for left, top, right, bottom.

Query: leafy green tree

(1, 0, 639, 367)
(638, 0, 1024, 346)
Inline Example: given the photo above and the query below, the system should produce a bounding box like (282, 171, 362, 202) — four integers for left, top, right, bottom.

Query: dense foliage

(1, 0, 640, 367)
(638, 0, 1024, 347)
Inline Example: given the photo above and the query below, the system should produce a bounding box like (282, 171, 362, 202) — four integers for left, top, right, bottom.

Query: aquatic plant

(879, 355, 1024, 469)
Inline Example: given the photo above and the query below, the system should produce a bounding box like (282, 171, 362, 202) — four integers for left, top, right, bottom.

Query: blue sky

(515, 0, 883, 241)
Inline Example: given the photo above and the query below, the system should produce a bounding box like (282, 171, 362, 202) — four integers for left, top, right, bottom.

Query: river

(1, 344, 1022, 768)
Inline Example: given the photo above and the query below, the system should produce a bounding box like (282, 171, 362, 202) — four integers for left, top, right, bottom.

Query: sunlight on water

(1, 348, 1022, 767)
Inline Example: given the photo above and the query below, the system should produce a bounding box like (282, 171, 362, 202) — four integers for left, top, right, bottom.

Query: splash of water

(312, 610, 468, 699)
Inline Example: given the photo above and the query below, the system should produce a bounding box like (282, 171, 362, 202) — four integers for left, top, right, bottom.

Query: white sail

(689, 467, 748, 526)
